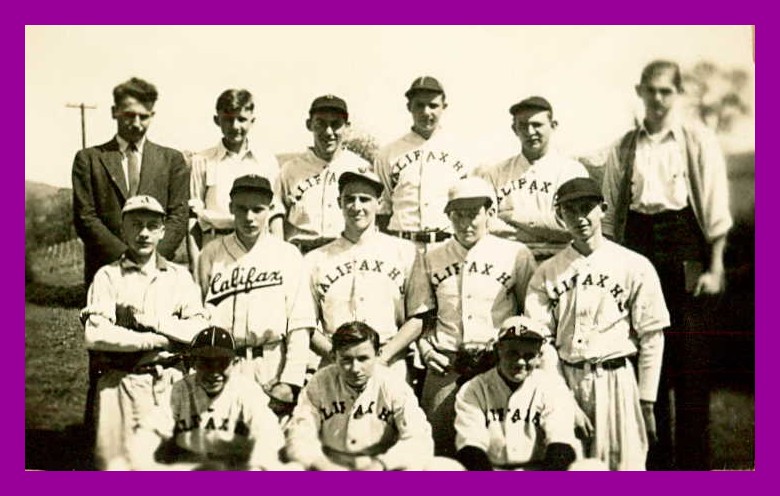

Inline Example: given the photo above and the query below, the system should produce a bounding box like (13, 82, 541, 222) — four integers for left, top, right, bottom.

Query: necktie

(127, 142, 140, 196)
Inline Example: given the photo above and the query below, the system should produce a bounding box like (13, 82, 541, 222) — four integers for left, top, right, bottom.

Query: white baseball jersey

(524, 240, 669, 401)
(406, 235, 537, 352)
(304, 231, 421, 344)
(129, 374, 284, 469)
(454, 368, 577, 467)
(475, 150, 589, 244)
(375, 129, 473, 232)
(189, 141, 282, 231)
(276, 148, 372, 242)
(285, 363, 434, 470)
(197, 233, 317, 387)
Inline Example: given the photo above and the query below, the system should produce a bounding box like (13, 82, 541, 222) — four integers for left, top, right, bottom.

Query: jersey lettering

(207, 266, 283, 305)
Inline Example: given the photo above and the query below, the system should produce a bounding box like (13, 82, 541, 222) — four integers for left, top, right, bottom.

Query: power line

(66, 103, 97, 149)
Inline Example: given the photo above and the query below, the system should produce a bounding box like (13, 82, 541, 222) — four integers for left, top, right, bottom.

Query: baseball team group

(68, 59, 732, 471)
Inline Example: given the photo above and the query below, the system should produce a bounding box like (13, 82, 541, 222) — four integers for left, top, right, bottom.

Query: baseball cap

(405, 76, 445, 99)
(189, 326, 236, 359)
(338, 166, 384, 196)
(230, 174, 274, 198)
(497, 316, 548, 344)
(122, 195, 165, 216)
(554, 177, 604, 206)
(444, 177, 495, 213)
(509, 96, 553, 116)
(309, 94, 348, 116)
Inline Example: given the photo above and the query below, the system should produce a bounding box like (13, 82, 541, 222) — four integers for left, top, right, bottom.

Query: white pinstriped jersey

(406, 235, 537, 352)
(285, 364, 434, 470)
(455, 368, 577, 467)
(276, 148, 372, 242)
(304, 231, 421, 344)
(375, 129, 473, 232)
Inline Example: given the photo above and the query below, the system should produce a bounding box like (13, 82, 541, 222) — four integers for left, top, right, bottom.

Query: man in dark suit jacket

(72, 77, 189, 286)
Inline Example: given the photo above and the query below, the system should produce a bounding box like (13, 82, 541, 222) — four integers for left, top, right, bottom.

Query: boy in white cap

(126, 326, 288, 470)
(405, 177, 537, 456)
(81, 195, 208, 470)
(197, 175, 316, 416)
(525, 177, 669, 470)
(454, 316, 579, 470)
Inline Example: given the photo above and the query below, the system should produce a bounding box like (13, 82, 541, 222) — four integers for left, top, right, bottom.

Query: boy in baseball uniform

(197, 175, 316, 415)
(304, 167, 423, 382)
(81, 195, 208, 470)
(454, 316, 579, 471)
(284, 321, 462, 471)
(405, 177, 537, 457)
(525, 177, 670, 470)
(276, 95, 373, 254)
(475, 96, 589, 260)
(125, 327, 288, 470)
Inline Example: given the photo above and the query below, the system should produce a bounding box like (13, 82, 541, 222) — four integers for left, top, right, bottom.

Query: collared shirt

(189, 140, 282, 231)
(304, 230, 420, 344)
(116, 134, 147, 192)
(130, 374, 284, 469)
(455, 368, 577, 467)
(630, 123, 689, 214)
(476, 150, 589, 244)
(524, 240, 669, 400)
(277, 148, 372, 242)
(82, 253, 208, 364)
(285, 364, 434, 471)
(406, 234, 537, 352)
(375, 129, 473, 232)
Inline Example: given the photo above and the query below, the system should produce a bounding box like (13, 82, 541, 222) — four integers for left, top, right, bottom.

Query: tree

(681, 61, 752, 134)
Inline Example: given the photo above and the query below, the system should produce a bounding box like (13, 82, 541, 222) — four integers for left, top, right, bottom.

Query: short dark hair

(640, 60, 684, 92)
(216, 89, 255, 113)
(113, 77, 158, 107)
(332, 321, 380, 354)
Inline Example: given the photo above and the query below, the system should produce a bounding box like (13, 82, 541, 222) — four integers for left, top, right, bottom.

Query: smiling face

(307, 110, 349, 161)
(112, 96, 155, 144)
(121, 210, 165, 261)
(496, 339, 543, 385)
(448, 203, 489, 249)
(339, 180, 380, 235)
(229, 190, 272, 246)
(335, 340, 378, 391)
(407, 91, 447, 139)
(193, 356, 234, 397)
(512, 108, 556, 161)
(557, 197, 606, 243)
(215, 106, 255, 151)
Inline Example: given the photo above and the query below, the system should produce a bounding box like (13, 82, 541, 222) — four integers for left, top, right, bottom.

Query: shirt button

(467, 315, 473, 320)
(350, 439, 357, 444)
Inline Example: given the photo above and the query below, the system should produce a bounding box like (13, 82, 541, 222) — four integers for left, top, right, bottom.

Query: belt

(562, 356, 628, 371)
(234, 345, 266, 359)
(387, 230, 451, 243)
(290, 237, 336, 253)
(204, 227, 234, 236)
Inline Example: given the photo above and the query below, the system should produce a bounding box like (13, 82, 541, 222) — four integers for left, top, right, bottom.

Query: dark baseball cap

(405, 76, 445, 99)
(190, 326, 236, 359)
(309, 94, 348, 116)
(338, 166, 384, 196)
(230, 174, 273, 199)
(554, 177, 604, 206)
(509, 96, 553, 116)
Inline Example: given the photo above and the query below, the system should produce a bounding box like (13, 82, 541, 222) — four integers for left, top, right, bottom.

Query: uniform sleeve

(126, 388, 177, 469)
(513, 244, 538, 313)
(157, 150, 190, 260)
(523, 267, 558, 338)
(637, 330, 664, 402)
(156, 268, 210, 344)
(539, 374, 578, 446)
(246, 389, 286, 470)
(404, 251, 436, 317)
(83, 269, 170, 352)
(454, 378, 490, 453)
(374, 149, 394, 216)
(601, 141, 624, 239)
(375, 379, 434, 471)
(279, 250, 316, 387)
(197, 242, 216, 300)
(692, 126, 733, 241)
(284, 376, 328, 468)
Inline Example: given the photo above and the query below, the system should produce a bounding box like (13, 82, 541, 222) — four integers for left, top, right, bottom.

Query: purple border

(16, 4, 763, 495)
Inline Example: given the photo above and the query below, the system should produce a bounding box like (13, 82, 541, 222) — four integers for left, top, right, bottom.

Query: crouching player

(125, 327, 290, 470)
(285, 321, 463, 470)
(454, 316, 580, 470)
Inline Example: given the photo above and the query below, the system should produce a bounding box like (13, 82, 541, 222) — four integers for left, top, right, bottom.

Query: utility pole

(66, 103, 97, 149)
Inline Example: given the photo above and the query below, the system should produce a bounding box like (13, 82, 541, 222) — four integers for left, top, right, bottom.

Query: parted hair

(216, 89, 255, 113)
(640, 60, 684, 92)
(113, 77, 159, 106)
(332, 321, 380, 354)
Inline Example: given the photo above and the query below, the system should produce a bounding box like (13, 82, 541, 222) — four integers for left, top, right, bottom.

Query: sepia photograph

(24, 25, 754, 471)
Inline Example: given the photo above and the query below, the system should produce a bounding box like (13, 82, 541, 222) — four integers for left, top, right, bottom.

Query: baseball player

(405, 177, 538, 457)
(81, 195, 208, 470)
(525, 177, 670, 470)
(189, 89, 284, 273)
(475, 96, 589, 260)
(197, 174, 316, 415)
(454, 316, 579, 471)
(284, 321, 463, 471)
(276, 95, 373, 254)
(304, 167, 423, 382)
(602, 60, 732, 470)
(124, 327, 288, 471)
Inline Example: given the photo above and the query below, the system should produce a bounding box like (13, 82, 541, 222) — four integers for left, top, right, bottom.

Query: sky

(25, 25, 754, 188)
